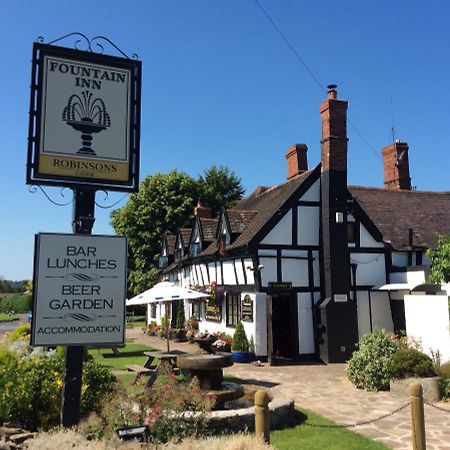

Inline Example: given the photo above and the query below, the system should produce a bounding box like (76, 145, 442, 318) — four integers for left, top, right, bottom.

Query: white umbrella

(126, 281, 209, 352)
(126, 281, 209, 305)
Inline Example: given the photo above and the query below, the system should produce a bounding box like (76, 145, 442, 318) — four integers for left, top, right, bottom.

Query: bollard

(410, 382, 426, 450)
(255, 389, 270, 444)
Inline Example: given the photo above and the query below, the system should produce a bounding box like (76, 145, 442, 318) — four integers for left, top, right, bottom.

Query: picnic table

(127, 350, 187, 385)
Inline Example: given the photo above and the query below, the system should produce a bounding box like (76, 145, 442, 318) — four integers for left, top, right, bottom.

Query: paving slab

(127, 328, 450, 449)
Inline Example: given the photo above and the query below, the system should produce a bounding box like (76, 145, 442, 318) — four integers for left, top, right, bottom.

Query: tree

(198, 165, 245, 216)
(111, 170, 200, 296)
(426, 235, 450, 283)
(112, 166, 245, 296)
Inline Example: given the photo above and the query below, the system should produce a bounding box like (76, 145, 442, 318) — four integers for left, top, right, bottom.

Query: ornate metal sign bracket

(37, 32, 139, 60)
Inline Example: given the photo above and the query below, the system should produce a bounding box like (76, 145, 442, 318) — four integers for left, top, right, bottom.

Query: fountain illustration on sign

(62, 90, 111, 156)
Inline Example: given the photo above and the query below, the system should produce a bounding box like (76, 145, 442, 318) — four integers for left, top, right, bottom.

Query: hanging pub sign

(31, 233, 128, 346)
(241, 294, 253, 322)
(27, 42, 141, 192)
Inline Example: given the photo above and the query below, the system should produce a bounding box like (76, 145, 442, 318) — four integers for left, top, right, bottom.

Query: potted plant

(231, 322, 252, 363)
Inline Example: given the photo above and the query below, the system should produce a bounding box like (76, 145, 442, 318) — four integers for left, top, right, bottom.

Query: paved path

(0, 313, 28, 337)
(127, 327, 450, 450)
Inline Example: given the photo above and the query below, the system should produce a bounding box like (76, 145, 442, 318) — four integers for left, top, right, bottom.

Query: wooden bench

(126, 364, 153, 375)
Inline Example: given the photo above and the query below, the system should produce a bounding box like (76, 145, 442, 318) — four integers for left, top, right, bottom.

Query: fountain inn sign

(27, 43, 141, 192)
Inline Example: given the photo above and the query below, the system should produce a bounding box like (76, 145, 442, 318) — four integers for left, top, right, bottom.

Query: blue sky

(1, 1, 450, 280)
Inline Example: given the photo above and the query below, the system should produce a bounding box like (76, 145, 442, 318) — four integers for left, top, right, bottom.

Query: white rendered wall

(216, 263, 223, 285)
(360, 224, 384, 247)
(298, 206, 319, 246)
(259, 257, 278, 287)
(282, 258, 309, 286)
(235, 260, 246, 285)
(208, 263, 217, 284)
(200, 264, 209, 285)
(370, 291, 394, 332)
(261, 210, 292, 245)
(357, 291, 393, 339)
(254, 292, 267, 356)
(351, 253, 386, 286)
(297, 293, 315, 354)
(222, 260, 236, 285)
(389, 270, 426, 285)
(405, 294, 450, 363)
(357, 291, 371, 339)
(392, 252, 408, 267)
(244, 258, 255, 284)
(301, 179, 320, 201)
(313, 251, 320, 287)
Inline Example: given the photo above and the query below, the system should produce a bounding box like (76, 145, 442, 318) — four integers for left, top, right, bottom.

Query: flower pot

(231, 351, 253, 363)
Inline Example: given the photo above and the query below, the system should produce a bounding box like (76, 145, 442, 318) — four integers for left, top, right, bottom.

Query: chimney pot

(327, 84, 338, 99)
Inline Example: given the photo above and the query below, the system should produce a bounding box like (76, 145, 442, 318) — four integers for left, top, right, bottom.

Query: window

(192, 300, 204, 320)
(150, 303, 157, 319)
(226, 293, 241, 327)
(174, 248, 182, 265)
(190, 242, 201, 258)
(347, 222, 357, 244)
(158, 255, 168, 269)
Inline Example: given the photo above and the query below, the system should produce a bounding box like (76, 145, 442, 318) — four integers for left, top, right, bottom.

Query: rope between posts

(304, 402, 411, 428)
(424, 401, 450, 414)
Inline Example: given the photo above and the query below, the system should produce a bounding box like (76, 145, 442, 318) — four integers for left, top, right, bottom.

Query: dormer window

(190, 242, 201, 258)
(174, 248, 182, 265)
(219, 234, 226, 256)
(158, 255, 168, 269)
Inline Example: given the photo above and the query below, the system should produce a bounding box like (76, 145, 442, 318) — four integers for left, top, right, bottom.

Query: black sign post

(27, 34, 141, 428)
(61, 188, 95, 427)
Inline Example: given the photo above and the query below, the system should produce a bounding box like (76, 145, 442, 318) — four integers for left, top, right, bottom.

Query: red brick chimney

(194, 201, 212, 218)
(320, 86, 348, 176)
(285, 144, 308, 180)
(318, 85, 358, 364)
(382, 141, 411, 190)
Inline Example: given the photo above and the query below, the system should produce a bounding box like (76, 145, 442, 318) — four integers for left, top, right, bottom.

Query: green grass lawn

(271, 408, 389, 450)
(0, 313, 19, 322)
(88, 341, 155, 371)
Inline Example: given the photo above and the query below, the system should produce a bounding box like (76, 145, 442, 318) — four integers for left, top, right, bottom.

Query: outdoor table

(142, 350, 187, 385)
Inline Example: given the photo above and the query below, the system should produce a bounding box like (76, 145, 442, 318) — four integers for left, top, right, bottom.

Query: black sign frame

(26, 42, 141, 192)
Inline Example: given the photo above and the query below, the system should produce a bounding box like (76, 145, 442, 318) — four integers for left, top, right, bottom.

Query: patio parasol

(126, 282, 209, 352)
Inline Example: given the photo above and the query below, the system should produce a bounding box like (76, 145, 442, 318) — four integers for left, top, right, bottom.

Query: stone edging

(207, 389, 295, 433)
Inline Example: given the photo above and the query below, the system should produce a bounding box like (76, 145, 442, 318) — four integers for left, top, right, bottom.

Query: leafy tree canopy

(426, 235, 450, 283)
(198, 165, 245, 216)
(111, 167, 244, 296)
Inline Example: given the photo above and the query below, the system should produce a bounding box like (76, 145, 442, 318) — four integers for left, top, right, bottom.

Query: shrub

(436, 361, 450, 401)
(143, 368, 213, 443)
(176, 299, 186, 329)
(346, 329, 399, 391)
(10, 322, 31, 342)
(0, 354, 64, 430)
(0, 338, 118, 430)
(231, 322, 249, 352)
(436, 361, 450, 379)
(0, 294, 32, 313)
(81, 361, 118, 416)
(391, 348, 436, 378)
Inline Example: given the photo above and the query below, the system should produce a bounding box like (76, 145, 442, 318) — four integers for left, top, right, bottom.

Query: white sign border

(31, 232, 128, 347)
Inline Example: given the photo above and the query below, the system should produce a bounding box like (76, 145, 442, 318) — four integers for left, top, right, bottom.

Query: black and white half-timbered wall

(155, 87, 450, 363)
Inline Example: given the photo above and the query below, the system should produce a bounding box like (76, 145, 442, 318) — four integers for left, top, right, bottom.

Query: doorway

(271, 293, 297, 358)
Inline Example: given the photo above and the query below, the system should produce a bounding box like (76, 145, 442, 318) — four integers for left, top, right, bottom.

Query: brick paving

(127, 327, 450, 450)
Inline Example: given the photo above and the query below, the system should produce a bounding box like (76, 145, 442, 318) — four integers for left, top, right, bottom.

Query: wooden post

(410, 382, 426, 450)
(61, 188, 95, 427)
(266, 296, 273, 366)
(165, 302, 170, 353)
(255, 389, 270, 444)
